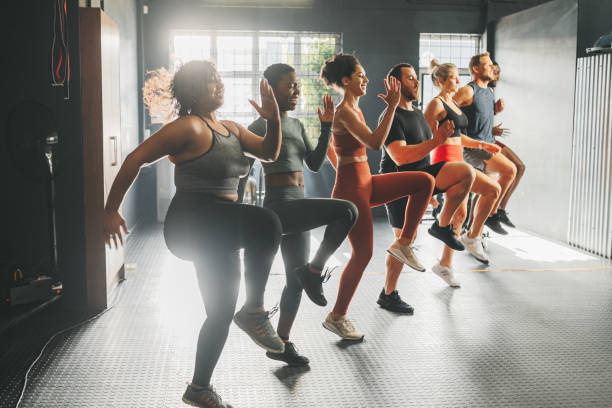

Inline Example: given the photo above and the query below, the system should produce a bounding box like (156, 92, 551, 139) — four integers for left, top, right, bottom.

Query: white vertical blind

(569, 54, 612, 258)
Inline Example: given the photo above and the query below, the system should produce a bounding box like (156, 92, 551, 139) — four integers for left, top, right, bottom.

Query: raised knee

(507, 162, 517, 178)
(467, 166, 477, 182)
(344, 201, 359, 224)
(517, 162, 526, 176)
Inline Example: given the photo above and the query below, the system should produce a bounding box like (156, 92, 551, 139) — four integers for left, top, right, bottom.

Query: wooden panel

(100, 10, 125, 298)
(80, 8, 124, 310)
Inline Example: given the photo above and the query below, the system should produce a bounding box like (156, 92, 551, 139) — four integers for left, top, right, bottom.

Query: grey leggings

(264, 186, 357, 338)
(164, 192, 282, 386)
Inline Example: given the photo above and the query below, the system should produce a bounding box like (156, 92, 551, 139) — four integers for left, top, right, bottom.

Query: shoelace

(321, 266, 337, 283)
(341, 317, 356, 332)
(268, 303, 280, 318)
(285, 341, 300, 355)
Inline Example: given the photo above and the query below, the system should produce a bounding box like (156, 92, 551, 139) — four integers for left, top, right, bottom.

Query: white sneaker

(481, 232, 490, 252)
(386, 240, 425, 272)
(322, 313, 364, 341)
(431, 262, 461, 287)
(460, 234, 489, 264)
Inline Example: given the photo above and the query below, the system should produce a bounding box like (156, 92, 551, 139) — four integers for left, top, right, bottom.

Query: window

(170, 30, 342, 143)
(418, 33, 481, 109)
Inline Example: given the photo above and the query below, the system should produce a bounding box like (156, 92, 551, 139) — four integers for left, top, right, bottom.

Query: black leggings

(264, 187, 357, 338)
(164, 192, 282, 387)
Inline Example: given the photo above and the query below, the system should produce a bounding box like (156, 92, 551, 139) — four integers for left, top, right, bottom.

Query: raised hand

(317, 94, 335, 123)
(377, 76, 401, 107)
(103, 210, 128, 249)
(493, 123, 512, 138)
(433, 119, 454, 144)
(492, 124, 503, 136)
(494, 98, 505, 114)
(249, 79, 280, 121)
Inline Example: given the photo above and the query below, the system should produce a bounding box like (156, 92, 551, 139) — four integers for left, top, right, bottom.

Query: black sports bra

(438, 98, 468, 138)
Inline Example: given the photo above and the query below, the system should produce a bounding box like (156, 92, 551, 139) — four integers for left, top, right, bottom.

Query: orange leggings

(331, 161, 435, 315)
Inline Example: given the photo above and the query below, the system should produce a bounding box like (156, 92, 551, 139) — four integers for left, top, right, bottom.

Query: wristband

(478, 141, 483, 149)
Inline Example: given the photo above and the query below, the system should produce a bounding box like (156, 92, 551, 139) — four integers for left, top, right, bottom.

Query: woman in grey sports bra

(248, 64, 357, 366)
(102, 60, 285, 408)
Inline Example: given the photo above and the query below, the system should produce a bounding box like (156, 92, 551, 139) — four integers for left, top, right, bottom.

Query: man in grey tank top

(455, 52, 517, 238)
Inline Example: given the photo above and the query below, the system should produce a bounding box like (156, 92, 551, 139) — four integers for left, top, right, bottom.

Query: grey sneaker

(322, 312, 364, 341)
(387, 240, 425, 272)
(233, 307, 285, 353)
(182, 383, 233, 408)
(431, 262, 461, 287)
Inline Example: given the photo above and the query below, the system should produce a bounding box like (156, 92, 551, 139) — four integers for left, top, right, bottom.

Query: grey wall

(494, 0, 577, 241)
(1, 1, 87, 306)
(576, 0, 612, 58)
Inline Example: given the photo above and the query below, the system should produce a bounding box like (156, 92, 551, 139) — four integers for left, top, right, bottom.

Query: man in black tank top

(376, 63, 476, 311)
(455, 52, 517, 235)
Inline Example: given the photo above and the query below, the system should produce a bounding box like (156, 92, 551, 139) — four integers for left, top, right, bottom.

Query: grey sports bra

(174, 115, 251, 195)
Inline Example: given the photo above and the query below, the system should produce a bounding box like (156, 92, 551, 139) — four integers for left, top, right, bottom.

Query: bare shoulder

(454, 85, 474, 106)
(220, 119, 241, 135)
(424, 97, 444, 119)
(427, 97, 444, 111)
(155, 115, 202, 142)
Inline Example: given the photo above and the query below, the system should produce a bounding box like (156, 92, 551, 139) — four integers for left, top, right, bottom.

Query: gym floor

(4, 217, 612, 407)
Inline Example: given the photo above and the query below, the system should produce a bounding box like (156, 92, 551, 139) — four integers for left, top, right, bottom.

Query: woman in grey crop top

(248, 63, 358, 366)
(102, 60, 286, 407)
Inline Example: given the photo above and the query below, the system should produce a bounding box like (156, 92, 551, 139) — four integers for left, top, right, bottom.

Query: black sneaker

(377, 289, 414, 314)
(182, 384, 233, 408)
(233, 307, 285, 353)
(497, 209, 515, 228)
(266, 341, 310, 367)
(294, 265, 331, 306)
(485, 213, 508, 235)
(428, 220, 465, 251)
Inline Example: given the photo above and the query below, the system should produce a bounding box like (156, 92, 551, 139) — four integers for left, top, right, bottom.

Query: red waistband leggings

(331, 161, 434, 316)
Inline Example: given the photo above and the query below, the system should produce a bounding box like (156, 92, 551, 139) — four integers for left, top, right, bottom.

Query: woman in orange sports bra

(319, 53, 436, 340)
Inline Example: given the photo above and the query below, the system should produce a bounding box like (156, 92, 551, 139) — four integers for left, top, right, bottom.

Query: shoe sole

(427, 228, 465, 251)
(322, 321, 364, 341)
(468, 252, 489, 264)
(232, 315, 285, 354)
(432, 271, 462, 288)
(295, 270, 328, 307)
(377, 300, 414, 314)
(183, 396, 233, 408)
(386, 249, 426, 272)
(265, 352, 310, 367)
(485, 223, 508, 235)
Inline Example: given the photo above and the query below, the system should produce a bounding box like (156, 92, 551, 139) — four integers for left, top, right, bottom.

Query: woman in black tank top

(424, 59, 502, 277)
(102, 61, 284, 407)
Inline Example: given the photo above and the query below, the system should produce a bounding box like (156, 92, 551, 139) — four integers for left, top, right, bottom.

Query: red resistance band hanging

(51, 0, 70, 100)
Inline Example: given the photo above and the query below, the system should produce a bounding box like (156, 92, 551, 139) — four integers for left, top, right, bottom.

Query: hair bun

(429, 59, 440, 70)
